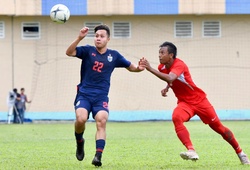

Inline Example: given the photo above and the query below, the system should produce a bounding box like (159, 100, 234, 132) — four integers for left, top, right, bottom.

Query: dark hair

(21, 88, 25, 91)
(159, 41, 177, 59)
(13, 88, 17, 93)
(94, 24, 110, 37)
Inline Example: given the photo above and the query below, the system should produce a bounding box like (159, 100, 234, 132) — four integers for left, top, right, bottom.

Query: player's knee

(95, 115, 108, 131)
(172, 112, 183, 124)
(95, 119, 107, 133)
(75, 116, 87, 125)
(75, 109, 88, 124)
(97, 117, 107, 127)
(209, 121, 224, 132)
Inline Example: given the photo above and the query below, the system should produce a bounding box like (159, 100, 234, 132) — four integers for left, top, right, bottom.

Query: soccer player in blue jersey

(66, 24, 144, 167)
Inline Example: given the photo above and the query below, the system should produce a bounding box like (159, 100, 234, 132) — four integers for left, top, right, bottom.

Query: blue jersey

(75, 45, 131, 97)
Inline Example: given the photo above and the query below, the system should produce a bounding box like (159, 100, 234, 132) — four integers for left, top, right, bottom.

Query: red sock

(209, 121, 242, 153)
(175, 124, 194, 150)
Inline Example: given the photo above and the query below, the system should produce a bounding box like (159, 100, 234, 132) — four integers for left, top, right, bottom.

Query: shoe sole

(242, 162, 250, 165)
(92, 161, 102, 167)
(76, 154, 84, 161)
(180, 153, 199, 161)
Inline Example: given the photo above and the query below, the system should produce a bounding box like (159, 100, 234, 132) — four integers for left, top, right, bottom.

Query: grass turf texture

(0, 121, 249, 170)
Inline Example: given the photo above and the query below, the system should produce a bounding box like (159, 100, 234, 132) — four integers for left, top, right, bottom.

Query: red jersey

(158, 58, 206, 105)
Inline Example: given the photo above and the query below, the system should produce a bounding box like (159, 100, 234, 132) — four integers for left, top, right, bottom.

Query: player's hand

(139, 57, 151, 71)
(161, 86, 169, 97)
(137, 65, 145, 71)
(137, 57, 146, 71)
(78, 27, 89, 39)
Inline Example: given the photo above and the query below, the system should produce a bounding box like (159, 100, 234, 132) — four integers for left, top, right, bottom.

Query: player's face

(94, 30, 110, 49)
(159, 47, 173, 68)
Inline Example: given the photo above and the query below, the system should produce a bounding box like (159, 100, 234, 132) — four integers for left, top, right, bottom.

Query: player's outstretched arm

(141, 58, 177, 84)
(66, 27, 89, 57)
(126, 63, 144, 72)
(126, 58, 145, 72)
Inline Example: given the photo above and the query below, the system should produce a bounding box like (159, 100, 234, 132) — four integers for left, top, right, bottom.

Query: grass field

(0, 121, 250, 170)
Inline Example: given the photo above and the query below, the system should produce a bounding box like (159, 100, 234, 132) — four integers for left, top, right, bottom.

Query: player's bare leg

(92, 110, 108, 167)
(75, 108, 88, 161)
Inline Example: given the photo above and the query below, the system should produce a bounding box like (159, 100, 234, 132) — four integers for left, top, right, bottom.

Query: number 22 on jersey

(93, 61, 104, 72)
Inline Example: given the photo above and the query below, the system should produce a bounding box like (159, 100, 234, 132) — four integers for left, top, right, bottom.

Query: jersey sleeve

(170, 60, 185, 77)
(75, 45, 91, 59)
(114, 51, 131, 68)
(158, 64, 167, 73)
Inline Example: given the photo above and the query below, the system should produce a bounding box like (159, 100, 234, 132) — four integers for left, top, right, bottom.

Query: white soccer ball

(50, 4, 70, 24)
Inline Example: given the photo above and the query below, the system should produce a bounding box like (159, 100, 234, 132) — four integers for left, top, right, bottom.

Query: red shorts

(173, 98, 219, 124)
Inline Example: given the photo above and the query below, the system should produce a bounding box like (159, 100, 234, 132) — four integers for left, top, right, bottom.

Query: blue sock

(75, 132, 83, 142)
(96, 139, 105, 155)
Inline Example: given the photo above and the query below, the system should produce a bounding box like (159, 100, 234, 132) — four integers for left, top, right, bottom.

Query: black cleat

(92, 154, 102, 167)
(76, 140, 84, 161)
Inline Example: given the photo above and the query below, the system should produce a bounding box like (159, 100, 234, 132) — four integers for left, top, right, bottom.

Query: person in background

(66, 24, 144, 167)
(12, 88, 21, 124)
(17, 88, 32, 124)
(140, 41, 250, 165)
(7, 89, 17, 124)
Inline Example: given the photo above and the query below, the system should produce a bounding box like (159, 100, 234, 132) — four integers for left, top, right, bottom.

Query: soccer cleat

(180, 150, 199, 161)
(92, 153, 102, 167)
(238, 153, 250, 165)
(76, 139, 84, 161)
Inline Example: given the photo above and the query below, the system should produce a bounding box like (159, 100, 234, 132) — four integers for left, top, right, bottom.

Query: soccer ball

(50, 4, 70, 24)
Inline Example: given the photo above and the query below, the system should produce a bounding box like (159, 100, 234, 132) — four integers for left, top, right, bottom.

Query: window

(22, 22, 40, 39)
(174, 21, 193, 38)
(113, 22, 130, 38)
(0, 21, 4, 39)
(203, 21, 221, 37)
(84, 22, 102, 38)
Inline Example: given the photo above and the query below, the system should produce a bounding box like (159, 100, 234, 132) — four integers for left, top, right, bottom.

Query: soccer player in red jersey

(140, 41, 250, 165)
(66, 25, 144, 167)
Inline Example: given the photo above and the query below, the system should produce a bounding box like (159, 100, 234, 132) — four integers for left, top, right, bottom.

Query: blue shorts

(74, 92, 109, 119)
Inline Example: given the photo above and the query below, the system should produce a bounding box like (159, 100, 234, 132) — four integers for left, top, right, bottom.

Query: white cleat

(180, 150, 199, 161)
(238, 153, 250, 165)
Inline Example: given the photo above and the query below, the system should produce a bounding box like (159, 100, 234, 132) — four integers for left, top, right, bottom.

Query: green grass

(0, 121, 250, 170)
